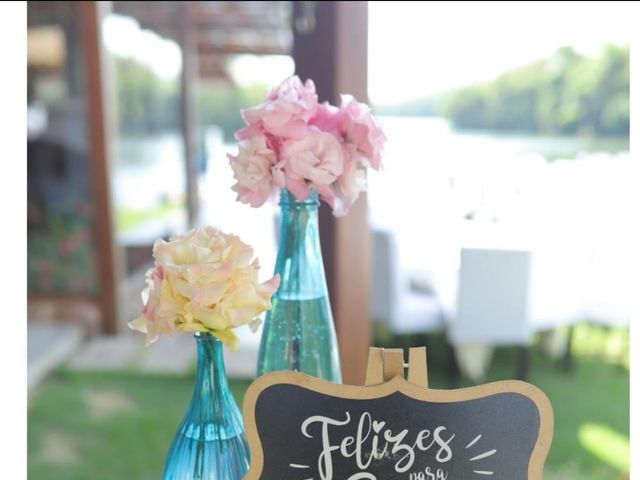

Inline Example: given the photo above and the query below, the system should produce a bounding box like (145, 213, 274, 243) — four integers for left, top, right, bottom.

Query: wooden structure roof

(113, 1, 294, 78)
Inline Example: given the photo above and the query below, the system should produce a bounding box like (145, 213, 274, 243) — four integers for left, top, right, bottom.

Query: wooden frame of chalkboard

(243, 348, 553, 480)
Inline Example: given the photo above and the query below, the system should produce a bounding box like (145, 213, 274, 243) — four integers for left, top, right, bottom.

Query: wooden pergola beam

(196, 41, 290, 56)
(113, 1, 289, 31)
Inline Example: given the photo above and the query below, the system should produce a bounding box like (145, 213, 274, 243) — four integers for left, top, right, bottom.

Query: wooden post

(178, 3, 199, 228)
(293, 1, 372, 386)
(79, 1, 119, 333)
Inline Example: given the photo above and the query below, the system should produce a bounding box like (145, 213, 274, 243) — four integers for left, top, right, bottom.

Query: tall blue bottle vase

(162, 333, 249, 479)
(257, 189, 342, 382)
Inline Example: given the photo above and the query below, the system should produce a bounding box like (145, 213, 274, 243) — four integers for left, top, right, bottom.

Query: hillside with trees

(377, 44, 629, 137)
(114, 57, 266, 141)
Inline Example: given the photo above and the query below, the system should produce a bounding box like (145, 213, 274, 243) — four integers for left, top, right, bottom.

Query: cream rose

(129, 227, 280, 350)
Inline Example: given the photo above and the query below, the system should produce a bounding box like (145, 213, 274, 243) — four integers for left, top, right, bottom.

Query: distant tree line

(115, 57, 180, 133)
(114, 56, 266, 141)
(376, 45, 629, 137)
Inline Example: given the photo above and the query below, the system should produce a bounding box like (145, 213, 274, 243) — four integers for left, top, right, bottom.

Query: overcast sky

(369, 1, 635, 104)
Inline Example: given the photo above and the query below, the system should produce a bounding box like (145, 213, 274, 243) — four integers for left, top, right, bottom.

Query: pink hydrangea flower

(228, 135, 284, 208)
(236, 76, 318, 140)
(230, 76, 386, 217)
(332, 146, 368, 217)
(310, 96, 386, 172)
(340, 94, 386, 170)
(281, 130, 345, 205)
(309, 101, 344, 136)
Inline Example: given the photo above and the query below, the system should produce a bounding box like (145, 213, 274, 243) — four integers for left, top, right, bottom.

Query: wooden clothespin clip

(364, 346, 429, 387)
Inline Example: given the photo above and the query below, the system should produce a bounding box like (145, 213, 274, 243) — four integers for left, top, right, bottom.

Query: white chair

(371, 230, 443, 335)
(450, 248, 534, 380)
(581, 243, 631, 328)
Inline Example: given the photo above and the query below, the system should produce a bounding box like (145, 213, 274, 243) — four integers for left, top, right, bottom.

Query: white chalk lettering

(295, 411, 468, 479)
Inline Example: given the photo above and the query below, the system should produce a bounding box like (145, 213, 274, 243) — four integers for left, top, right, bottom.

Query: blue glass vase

(257, 189, 342, 382)
(163, 333, 249, 479)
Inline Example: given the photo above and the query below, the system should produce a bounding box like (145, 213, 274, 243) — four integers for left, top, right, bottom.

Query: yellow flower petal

(186, 302, 230, 330)
(132, 227, 278, 350)
(249, 317, 262, 333)
(128, 316, 148, 333)
(175, 321, 206, 334)
(172, 278, 228, 305)
(212, 329, 240, 351)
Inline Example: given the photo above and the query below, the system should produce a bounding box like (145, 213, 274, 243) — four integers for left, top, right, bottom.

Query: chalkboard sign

(243, 348, 553, 480)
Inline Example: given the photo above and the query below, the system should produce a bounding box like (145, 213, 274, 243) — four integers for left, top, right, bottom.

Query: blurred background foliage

(376, 44, 629, 137)
(114, 44, 629, 140)
(114, 56, 266, 141)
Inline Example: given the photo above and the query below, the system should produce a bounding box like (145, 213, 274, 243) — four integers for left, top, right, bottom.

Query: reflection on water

(369, 117, 629, 227)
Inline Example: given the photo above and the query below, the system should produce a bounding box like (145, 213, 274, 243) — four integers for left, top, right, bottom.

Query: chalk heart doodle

(242, 373, 553, 480)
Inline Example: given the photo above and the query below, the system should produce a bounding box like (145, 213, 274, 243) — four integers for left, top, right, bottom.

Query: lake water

(112, 116, 633, 288)
(367, 116, 630, 229)
(112, 116, 629, 216)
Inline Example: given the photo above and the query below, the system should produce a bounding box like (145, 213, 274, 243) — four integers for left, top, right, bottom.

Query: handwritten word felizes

(299, 411, 455, 480)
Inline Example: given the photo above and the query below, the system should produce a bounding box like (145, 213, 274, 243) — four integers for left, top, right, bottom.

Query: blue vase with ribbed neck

(162, 333, 249, 479)
(257, 189, 342, 382)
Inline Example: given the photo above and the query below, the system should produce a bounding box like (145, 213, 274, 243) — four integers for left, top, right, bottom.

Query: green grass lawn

(115, 201, 183, 232)
(28, 372, 252, 480)
(27, 325, 628, 479)
(464, 352, 628, 480)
